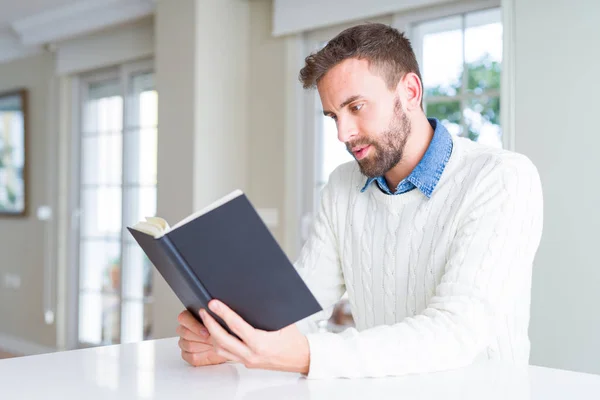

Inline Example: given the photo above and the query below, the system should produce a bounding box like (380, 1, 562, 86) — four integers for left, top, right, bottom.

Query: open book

(128, 190, 322, 334)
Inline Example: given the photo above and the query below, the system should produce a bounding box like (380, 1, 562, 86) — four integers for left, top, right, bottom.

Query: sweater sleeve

(294, 170, 347, 335)
(304, 156, 544, 379)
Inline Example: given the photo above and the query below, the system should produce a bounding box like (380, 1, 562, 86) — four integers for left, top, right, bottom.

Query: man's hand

(199, 299, 310, 374)
(177, 309, 229, 367)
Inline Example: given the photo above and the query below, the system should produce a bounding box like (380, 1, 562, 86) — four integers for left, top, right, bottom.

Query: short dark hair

(299, 23, 422, 95)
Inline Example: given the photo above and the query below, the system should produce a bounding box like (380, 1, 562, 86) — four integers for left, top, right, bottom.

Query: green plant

(425, 53, 501, 141)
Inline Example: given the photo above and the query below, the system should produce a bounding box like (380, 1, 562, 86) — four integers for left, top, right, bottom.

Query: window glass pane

(139, 90, 158, 129)
(81, 187, 122, 238)
(124, 128, 157, 185)
(123, 186, 157, 230)
(88, 80, 120, 100)
(78, 292, 120, 345)
(80, 79, 123, 248)
(465, 8, 502, 93)
(426, 101, 462, 136)
(464, 96, 502, 147)
(121, 301, 153, 344)
(122, 243, 153, 300)
(81, 134, 122, 185)
(83, 90, 122, 135)
(127, 73, 157, 130)
(417, 16, 463, 97)
(79, 239, 121, 292)
(319, 115, 353, 184)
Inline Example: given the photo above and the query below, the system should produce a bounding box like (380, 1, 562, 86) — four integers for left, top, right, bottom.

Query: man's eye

(351, 104, 363, 112)
(330, 115, 337, 121)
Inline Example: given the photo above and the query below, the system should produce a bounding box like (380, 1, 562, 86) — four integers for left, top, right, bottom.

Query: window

(74, 60, 157, 346)
(413, 8, 502, 147)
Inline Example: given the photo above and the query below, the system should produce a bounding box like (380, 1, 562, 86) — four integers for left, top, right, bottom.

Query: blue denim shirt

(360, 118, 453, 198)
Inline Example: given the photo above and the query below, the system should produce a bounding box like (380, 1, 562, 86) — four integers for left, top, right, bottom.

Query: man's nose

(337, 118, 359, 143)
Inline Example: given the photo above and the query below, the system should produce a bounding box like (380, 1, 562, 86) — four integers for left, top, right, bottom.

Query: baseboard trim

(0, 333, 56, 356)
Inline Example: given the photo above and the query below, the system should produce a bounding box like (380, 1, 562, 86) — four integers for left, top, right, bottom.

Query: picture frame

(0, 89, 28, 217)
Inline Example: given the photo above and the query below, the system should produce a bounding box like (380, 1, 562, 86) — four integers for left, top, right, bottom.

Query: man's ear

(397, 72, 423, 111)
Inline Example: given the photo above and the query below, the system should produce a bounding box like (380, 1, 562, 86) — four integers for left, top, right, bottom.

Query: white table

(1, 337, 599, 399)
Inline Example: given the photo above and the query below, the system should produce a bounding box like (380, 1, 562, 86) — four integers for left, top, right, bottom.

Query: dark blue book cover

(128, 192, 322, 334)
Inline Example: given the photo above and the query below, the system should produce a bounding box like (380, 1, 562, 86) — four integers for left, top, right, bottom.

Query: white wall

(247, 0, 288, 245)
(0, 52, 57, 353)
(153, 0, 250, 339)
(193, 0, 249, 211)
(514, 0, 600, 375)
(55, 17, 154, 76)
(153, 0, 198, 340)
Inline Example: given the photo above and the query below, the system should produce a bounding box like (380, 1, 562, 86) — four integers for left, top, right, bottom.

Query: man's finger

(178, 309, 208, 335)
(181, 349, 226, 367)
(176, 325, 210, 343)
(213, 346, 243, 363)
(201, 308, 254, 362)
(178, 337, 213, 353)
(181, 347, 240, 367)
(208, 300, 255, 343)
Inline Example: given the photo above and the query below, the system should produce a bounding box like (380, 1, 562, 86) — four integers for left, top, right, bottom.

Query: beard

(346, 97, 411, 178)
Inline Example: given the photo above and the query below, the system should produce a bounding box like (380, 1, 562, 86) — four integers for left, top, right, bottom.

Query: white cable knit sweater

(294, 135, 544, 379)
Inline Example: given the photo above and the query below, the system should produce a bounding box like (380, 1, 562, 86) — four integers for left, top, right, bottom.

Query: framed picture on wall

(0, 89, 27, 216)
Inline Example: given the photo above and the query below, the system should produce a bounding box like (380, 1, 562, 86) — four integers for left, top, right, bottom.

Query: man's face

(317, 58, 411, 178)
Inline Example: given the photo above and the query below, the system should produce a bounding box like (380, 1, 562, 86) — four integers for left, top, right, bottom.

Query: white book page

(130, 216, 170, 238)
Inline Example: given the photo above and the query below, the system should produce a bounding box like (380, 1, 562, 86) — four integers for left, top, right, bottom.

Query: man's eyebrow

(339, 95, 363, 109)
(323, 94, 363, 116)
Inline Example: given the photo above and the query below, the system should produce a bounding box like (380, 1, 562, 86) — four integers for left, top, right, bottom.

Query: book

(127, 189, 322, 336)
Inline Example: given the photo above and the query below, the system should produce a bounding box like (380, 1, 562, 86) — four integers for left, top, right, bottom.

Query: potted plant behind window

(104, 256, 120, 292)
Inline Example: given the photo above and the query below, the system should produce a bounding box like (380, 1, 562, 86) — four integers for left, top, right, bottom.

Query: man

(176, 23, 543, 379)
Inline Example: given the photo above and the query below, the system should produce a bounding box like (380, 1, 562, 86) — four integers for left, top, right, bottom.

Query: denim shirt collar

(360, 118, 453, 198)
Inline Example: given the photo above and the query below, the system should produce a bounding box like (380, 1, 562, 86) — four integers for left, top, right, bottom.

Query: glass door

(74, 60, 157, 347)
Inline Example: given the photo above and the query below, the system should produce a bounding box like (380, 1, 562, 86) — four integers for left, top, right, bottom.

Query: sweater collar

(360, 118, 453, 198)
